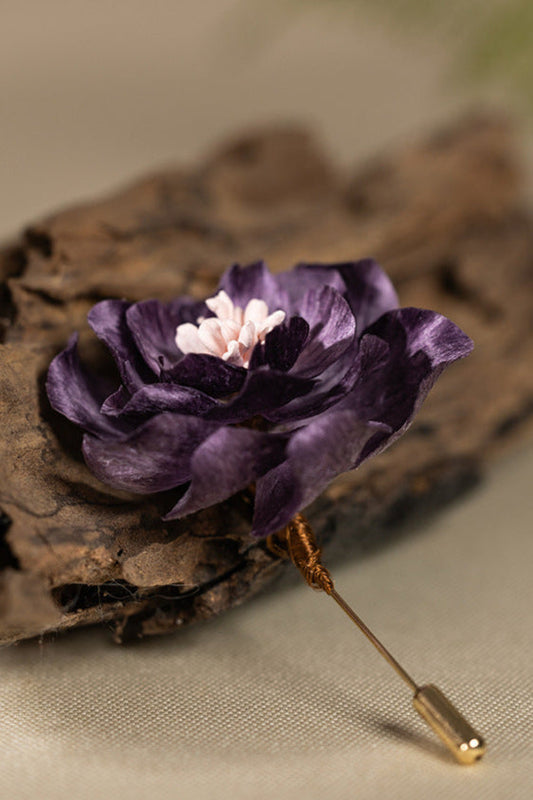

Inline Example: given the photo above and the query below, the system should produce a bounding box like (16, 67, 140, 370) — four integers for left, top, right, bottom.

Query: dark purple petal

(162, 353, 246, 398)
(291, 286, 356, 378)
(102, 383, 218, 418)
(310, 259, 399, 334)
(46, 334, 128, 438)
(368, 307, 474, 366)
(265, 339, 360, 424)
(101, 385, 131, 415)
(82, 413, 220, 493)
(170, 297, 212, 326)
(218, 261, 288, 312)
(339, 311, 473, 462)
(125, 299, 183, 373)
(250, 316, 309, 371)
(126, 297, 212, 374)
(88, 300, 152, 391)
(251, 412, 388, 538)
(336, 331, 426, 442)
(206, 369, 315, 424)
(164, 428, 287, 519)
(277, 263, 346, 312)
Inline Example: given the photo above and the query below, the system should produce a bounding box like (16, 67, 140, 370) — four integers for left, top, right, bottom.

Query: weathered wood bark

(1, 114, 532, 645)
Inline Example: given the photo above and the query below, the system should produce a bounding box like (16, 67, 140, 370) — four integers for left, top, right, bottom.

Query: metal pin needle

(329, 587, 486, 765)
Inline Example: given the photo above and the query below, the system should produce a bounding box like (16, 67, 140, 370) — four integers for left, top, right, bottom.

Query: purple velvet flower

(46, 260, 473, 538)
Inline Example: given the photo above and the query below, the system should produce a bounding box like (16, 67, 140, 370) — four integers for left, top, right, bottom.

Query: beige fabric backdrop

(1, 3, 532, 798)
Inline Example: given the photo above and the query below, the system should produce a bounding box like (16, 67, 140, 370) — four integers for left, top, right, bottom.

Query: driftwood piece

(0, 114, 532, 645)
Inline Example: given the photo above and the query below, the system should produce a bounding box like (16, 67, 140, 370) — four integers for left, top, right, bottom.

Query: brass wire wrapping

(266, 514, 334, 594)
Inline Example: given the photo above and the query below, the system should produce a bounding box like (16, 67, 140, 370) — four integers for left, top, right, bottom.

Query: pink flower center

(175, 290, 286, 368)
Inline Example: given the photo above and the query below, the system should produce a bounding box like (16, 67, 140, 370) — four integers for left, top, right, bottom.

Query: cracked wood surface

(1, 113, 532, 645)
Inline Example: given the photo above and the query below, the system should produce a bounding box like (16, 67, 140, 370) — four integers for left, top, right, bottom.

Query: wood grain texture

(1, 113, 532, 645)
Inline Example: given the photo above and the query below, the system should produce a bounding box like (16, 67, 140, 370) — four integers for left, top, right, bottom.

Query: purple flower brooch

(47, 259, 472, 538)
(46, 258, 486, 764)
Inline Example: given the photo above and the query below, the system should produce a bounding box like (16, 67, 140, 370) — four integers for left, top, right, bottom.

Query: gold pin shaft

(330, 589, 418, 691)
(330, 588, 486, 764)
(268, 515, 486, 765)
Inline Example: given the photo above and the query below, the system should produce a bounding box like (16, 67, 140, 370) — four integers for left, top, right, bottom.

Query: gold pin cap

(413, 684, 486, 765)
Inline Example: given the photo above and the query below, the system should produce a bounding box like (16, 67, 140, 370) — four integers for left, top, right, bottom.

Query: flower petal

(222, 340, 242, 365)
(82, 413, 220, 493)
(88, 300, 151, 391)
(164, 427, 287, 519)
(218, 261, 287, 312)
(251, 412, 388, 538)
(102, 383, 218, 418)
(369, 307, 474, 366)
(277, 263, 346, 312)
(332, 259, 399, 333)
(101, 385, 131, 416)
(205, 290, 236, 321)
(219, 319, 241, 344)
(238, 320, 256, 351)
(161, 354, 246, 398)
(206, 368, 315, 424)
(126, 298, 202, 373)
(46, 334, 128, 438)
(259, 310, 286, 339)
(244, 298, 268, 324)
(339, 310, 474, 462)
(175, 323, 210, 355)
(291, 285, 356, 377)
(265, 338, 359, 423)
(252, 315, 309, 372)
(197, 318, 230, 356)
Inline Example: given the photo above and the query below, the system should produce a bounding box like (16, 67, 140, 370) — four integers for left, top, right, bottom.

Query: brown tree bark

(1, 113, 532, 645)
